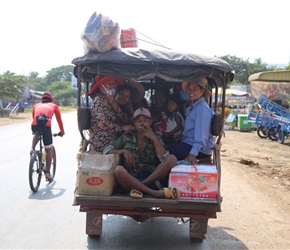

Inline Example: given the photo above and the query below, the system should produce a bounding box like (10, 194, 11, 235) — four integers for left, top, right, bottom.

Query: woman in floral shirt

(88, 75, 134, 152)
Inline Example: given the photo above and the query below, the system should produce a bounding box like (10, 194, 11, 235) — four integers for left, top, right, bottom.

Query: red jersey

(32, 102, 65, 134)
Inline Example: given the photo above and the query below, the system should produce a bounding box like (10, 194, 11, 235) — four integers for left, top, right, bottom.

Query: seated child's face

(154, 91, 167, 108)
(167, 100, 178, 113)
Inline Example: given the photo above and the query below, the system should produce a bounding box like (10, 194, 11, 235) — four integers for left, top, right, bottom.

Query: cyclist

(30, 92, 65, 182)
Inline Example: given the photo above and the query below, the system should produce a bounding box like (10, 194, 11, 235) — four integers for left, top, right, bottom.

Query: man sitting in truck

(103, 107, 180, 199)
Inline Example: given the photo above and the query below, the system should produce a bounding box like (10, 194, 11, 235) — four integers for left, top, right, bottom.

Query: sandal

(162, 187, 180, 199)
(130, 188, 143, 199)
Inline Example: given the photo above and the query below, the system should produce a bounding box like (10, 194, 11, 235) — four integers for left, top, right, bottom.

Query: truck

(71, 47, 234, 241)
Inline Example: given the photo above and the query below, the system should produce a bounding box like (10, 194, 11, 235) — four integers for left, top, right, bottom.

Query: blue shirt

(181, 97, 215, 156)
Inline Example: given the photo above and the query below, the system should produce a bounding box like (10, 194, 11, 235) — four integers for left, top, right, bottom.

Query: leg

(114, 166, 165, 198)
(42, 127, 54, 182)
(31, 133, 40, 150)
(142, 154, 177, 186)
(45, 146, 53, 173)
(165, 142, 191, 160)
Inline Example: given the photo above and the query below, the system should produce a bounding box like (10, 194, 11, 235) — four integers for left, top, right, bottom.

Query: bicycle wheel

(278, 130, 285, 144)
(257, 126, 268, 138)
(51, 146, 56, 179)
(29, 151, 42, 192)
(268, 126, 278, 141)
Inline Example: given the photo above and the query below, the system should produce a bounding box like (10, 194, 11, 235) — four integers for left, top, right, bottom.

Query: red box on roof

(120, 28, 138, 48)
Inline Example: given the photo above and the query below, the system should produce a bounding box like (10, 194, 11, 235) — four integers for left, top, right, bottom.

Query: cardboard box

(76, 151, 119, 196)
(168, 164, 218, 199)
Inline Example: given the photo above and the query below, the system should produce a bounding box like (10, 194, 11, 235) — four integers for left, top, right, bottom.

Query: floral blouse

(89, 93, 128, 152)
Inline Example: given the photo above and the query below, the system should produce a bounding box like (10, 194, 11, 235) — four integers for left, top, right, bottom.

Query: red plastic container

(120, 28, 138, 48)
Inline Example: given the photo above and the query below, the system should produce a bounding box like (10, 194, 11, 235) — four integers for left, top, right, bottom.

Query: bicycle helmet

(42, 92, 54, 102)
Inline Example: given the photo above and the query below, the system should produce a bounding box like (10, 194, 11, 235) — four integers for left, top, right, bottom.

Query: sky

(0, 0, 289, 77)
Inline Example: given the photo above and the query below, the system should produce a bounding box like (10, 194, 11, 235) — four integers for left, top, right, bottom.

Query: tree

(218, 55, 269, 85)
(42, 65, 74, 90)
(47, 81, 77, 105)
(284, 61, 290, 70)
(27, 71, 46, 91)
(0, 71, 27, 101)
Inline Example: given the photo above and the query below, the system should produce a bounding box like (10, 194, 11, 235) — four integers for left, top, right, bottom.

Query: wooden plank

(76, 194, 219, 211)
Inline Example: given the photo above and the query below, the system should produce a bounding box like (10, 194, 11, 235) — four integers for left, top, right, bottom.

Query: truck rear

(72, 47, 234, 241)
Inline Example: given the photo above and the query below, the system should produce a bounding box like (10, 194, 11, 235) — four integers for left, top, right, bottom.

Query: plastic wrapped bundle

(81, 12, 121, 53)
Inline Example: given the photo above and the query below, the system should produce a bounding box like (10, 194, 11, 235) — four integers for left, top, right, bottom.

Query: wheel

(51, 146, 56, 179)
(268, 126, 279, 141)
(2, 109, 10, 117)
(278, 130, 285, 144)
(29, 151, 42, 192)
(257, 126, 268, 138)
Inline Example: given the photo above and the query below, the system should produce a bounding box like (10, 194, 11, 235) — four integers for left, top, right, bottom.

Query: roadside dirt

(0, 112, 32, 126)
(210, 129, 290, 249)
(221, 128, 290, 192)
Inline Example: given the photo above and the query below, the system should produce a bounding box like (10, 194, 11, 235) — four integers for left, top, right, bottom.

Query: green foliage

(47, 81, 77, 105)
(0, 71, 27, 100)
(218, 55, 269, 85)
(284, 61, 290, 70)
(42, 65, 74, 90)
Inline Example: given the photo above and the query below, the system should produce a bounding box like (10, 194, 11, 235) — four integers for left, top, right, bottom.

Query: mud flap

(86, 213, 103, 236)
(190, 218, 208, 241)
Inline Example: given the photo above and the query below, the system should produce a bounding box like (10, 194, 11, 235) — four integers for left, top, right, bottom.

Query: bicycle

(29, 131, 61, 193)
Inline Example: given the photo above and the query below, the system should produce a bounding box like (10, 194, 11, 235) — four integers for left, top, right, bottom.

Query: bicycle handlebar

(53, 132, 63, 137)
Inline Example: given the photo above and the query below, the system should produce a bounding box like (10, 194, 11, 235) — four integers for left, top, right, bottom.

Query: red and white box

(168, 164, 218, 199)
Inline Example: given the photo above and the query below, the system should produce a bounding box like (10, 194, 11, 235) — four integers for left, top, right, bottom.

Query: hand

(162, 132, 170, 140)
(123, 150, 135, 167)
(106, 95, 119, 111)
(173, 134, 181, 142)
(185, 154, 197, 165)
(140, 126, 157, 140)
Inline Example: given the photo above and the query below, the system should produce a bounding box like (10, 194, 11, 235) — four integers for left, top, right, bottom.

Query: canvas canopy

(72, 48, 234, 87)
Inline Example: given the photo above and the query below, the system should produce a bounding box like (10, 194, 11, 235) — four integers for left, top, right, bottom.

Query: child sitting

(162, 94, 184, 142)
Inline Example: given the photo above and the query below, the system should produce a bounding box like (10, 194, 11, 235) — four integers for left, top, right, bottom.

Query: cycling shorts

(31, 125, 53, 147)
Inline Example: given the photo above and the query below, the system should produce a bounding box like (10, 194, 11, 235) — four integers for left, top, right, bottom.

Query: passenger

(165, 77, 214, 164)
(88, 75, 134, 153)
(149, 86, 170, 134)
(162, 93, 184, 142)
(133, 97, 149, 110)
(103, 107, 180, 199)
(115, 82, 145, 125)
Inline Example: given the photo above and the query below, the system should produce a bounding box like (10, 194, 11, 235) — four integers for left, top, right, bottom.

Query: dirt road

(1, 114, 290, 249)
(209, 129, 290, 249)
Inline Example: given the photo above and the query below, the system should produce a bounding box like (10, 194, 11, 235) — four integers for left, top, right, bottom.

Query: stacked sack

(81, 12, 121, 53)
